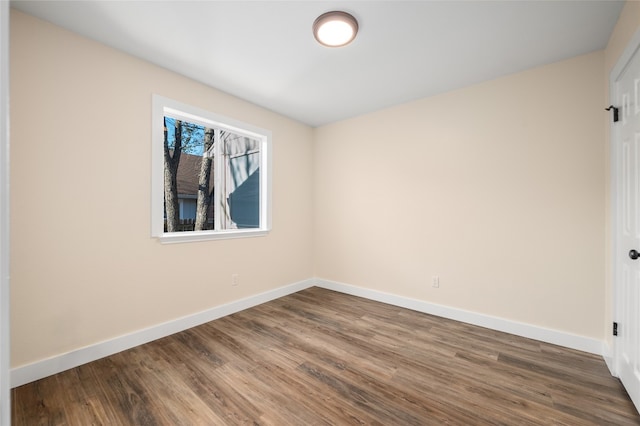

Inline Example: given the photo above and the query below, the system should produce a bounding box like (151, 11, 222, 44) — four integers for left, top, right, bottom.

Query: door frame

(0, 2, 9, 425)
(611, 28, 640, 379)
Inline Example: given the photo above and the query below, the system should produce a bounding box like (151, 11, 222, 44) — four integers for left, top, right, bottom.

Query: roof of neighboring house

(174, 152, 214, 198)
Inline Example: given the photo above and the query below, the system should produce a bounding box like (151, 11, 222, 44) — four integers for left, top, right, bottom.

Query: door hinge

(614, 322, 618, 336)
(605, 105, 619, 123)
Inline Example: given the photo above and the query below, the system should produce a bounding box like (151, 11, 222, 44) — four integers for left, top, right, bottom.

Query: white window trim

(151, 95, 272, 244)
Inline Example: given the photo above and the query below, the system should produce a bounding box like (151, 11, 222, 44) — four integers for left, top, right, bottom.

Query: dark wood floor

(12, 287, 640, 425)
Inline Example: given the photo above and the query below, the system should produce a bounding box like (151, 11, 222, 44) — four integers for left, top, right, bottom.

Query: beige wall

(314, 51, 605, 339)
(603, 1, 640, 349)
(10, 11, 314, 367)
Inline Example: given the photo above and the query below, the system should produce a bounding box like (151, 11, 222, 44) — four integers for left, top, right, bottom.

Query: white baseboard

(314, 278, 604, 356)
(12, 277, 608, 387)
(11, 278, 315, 388)
(603, 341, 616, 377)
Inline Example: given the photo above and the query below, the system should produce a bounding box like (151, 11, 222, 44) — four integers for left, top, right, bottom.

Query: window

(152, 95, 271, 243)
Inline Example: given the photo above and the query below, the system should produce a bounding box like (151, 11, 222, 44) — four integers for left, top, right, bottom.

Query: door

(615, 31, 640, 412)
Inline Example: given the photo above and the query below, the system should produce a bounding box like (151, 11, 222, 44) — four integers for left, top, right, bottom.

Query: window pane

(163, 116, 213, 232)
(219, 130, 261, 229)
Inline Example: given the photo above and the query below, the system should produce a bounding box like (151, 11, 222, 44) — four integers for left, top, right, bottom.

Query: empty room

(2, 0, 640, 424)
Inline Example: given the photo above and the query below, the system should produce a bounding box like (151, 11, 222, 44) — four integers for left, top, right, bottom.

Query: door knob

(630, 249, 640, 260)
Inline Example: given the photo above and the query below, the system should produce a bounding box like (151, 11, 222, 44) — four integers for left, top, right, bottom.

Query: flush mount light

(313, 11, 359, 47)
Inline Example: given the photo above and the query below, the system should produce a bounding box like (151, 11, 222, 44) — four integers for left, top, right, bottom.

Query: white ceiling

(11, 0, 624, 127)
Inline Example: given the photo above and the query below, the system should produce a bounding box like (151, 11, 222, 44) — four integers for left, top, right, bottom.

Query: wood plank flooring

(12, 287, 640, 425)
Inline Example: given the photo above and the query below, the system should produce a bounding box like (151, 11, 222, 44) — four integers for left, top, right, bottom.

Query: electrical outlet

(432, 275, 439, 288)
(232, 274, 239, 286)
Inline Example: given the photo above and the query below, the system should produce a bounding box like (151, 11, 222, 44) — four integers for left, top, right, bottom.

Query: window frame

(151, 95, 272, 244)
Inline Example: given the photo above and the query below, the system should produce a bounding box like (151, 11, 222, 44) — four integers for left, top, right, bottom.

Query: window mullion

(214, 128, 222, 231)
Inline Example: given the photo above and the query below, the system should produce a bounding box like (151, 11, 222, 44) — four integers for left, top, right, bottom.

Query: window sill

(156, 229, 269, 244)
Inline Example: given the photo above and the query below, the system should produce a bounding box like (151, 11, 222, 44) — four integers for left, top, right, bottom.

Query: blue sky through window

(165, 116, 205, 156)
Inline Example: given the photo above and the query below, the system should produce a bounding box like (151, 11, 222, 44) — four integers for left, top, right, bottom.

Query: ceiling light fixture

(313, 11, 359, 47)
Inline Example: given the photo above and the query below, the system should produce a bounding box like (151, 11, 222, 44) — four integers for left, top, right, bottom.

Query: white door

(615, 31, 640, 412)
